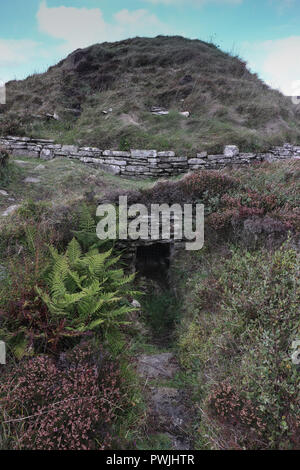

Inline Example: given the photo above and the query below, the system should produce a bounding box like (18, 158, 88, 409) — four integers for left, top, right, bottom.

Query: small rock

(40, 148, 54, 161)
(14, 160, 30, 167)
(34, 164, 46, 171)
(262, 153, 276, 163)
(137, 353, 178, 379)
(0, 341, 6, 364)
(179, 111, 190, 118)
(131, 299, 141, 309)
(224, 145, 239, 158)
(24, 177, 41, 184)
(2, 204, 21, 217)
(0, 190, 9, 196)
(151, 106, 169, 116)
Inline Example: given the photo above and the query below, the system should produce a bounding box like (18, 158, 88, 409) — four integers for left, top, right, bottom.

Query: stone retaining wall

(1, 136, 299, 178)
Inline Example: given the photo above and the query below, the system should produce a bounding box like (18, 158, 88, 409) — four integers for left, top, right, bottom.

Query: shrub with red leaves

(208, 382, 267, 438)
(181, 171, 240, 199)
(0, 344, 122, 450)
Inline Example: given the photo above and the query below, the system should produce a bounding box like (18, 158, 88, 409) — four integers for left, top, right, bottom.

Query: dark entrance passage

(135, 243, 171, 280)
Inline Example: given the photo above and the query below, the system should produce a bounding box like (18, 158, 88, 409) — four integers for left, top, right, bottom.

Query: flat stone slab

(2, 205, 21, 217)
(149, 387, 191, 432)
(14, 160, 31, 167)
(137, 353, 178, 379)
(24, 177, 41, 184)
(34, 164, 46, 171)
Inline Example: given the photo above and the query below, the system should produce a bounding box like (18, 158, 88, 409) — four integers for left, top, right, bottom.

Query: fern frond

(66, 238, 82, 264)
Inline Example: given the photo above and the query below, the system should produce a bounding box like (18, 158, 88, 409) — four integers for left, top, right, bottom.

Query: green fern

(72, 203, 112, 252)
(36, 238, 136, 333)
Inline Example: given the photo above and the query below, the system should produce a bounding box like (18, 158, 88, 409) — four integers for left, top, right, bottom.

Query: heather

(175, 243, 300, 449)
(0, 152, 299, 450)
(0, 344, 122, 450)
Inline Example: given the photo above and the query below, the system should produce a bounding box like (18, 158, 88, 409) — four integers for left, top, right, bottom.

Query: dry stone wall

(0, 136, 299, 178)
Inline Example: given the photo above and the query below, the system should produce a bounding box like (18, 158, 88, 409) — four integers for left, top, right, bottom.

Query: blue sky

(0, 0, 300, 95)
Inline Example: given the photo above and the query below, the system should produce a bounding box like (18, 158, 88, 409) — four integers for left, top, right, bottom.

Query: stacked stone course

(0, 137, 299, 178)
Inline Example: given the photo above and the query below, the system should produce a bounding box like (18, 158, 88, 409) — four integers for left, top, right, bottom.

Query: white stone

(97, 163, 121, 175)
(157, 151, 175, 157)
(2, 205, 21, 217)
(104, 159, 127, 166)
(40, 148, 54, 160)
(0, 341, 6, 364)
(224, 145, 239, 158)
(34, 164, 46, 171)
(196, 152, 208, 159)
(61, 145, 78, 154)
(164, 156, 187, 162)
(179, 111, 190, 117)
(0, 190, 9, 196)
(262, 153, 276, 163)
(24, 177, 41, 184)
(188, 158, 206, 165)
(13, 160, 30, 167)
(103, 150, 130, 157)
(131, 299, 141, 309)
(131, 150, 157, 158)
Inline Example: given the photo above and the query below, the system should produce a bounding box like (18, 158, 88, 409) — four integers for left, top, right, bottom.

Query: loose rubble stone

(40, 148, 54, 160)
(137, 353, 178, 379)
(224, 145, 239, 158)
(179, 111, 190, 117)
(61, 145, 78, 154)
(24, 177, 41, 183)
(34, 164, 46, 171)
(2, 205, 21, 217)
(13, 160, 30, 167)
(131, 299, 141, 309)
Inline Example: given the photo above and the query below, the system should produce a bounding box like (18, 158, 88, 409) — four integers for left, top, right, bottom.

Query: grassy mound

(1, 36, 300, 154)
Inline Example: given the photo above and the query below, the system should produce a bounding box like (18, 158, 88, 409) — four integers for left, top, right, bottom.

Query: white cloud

(242, 36, 300, 95)
(0, 1, 171, 82)
(36, 1, 169, 52)
(37, 2, 109, 50)
(141, 0, 242, 5)
(114, 9, 164, 28)
(0, 39, 47, 82)
(0, 39, 40, 68)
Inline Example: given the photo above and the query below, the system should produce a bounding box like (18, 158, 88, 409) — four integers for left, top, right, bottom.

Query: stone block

(40, 148, 54, 160)
(103, 150, 130, 157)
(188, 158, 206, 165)
(61, 145, 78, 154)
(131, 150, 157, 158)
(157, 151, 175, 157)
(224, 145, 239, 158)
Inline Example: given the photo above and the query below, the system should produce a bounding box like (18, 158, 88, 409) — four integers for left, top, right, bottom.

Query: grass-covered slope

(1, 36, 300, 153)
